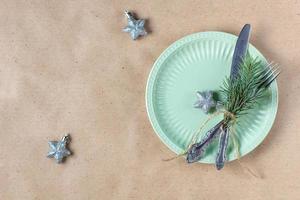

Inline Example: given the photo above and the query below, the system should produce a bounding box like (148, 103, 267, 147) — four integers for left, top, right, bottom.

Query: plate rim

(145, 31, 278, 163)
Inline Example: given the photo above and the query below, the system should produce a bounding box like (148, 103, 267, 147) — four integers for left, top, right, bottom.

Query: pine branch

(220, 55, 280, 121)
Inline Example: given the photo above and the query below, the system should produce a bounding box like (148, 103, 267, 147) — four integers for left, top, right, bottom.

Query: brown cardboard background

(0, 0, 299, 199)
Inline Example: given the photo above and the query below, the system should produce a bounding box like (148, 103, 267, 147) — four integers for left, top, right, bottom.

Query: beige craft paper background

(0, 0, 299, 199)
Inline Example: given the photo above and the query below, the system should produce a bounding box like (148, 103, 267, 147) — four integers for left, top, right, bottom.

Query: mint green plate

(146, 32, 278, 163)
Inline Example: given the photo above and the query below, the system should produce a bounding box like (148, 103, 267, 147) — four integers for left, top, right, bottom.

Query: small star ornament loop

(47, 134, 72, 163)
(123, 10, 147, 40)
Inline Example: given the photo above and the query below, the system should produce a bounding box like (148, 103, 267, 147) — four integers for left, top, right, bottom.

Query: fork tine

(264, 71, 280, 88)
(267, 66, 280, 79)
(259, 66, 280, 88)
(266, 63, 279, 74)
(260, 63, 278, 80)
(265, 64, 280, 78)
(265, 62, 274, 70)
(258, 68, 275, 84)
(263, 70, 281, 88)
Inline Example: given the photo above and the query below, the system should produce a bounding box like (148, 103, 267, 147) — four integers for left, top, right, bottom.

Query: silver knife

(230, 24, 251, 80)
(215, 24, 251, 170)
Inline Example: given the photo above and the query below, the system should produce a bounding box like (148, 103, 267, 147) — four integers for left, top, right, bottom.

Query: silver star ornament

(47, 134, 72, 163)
(123, 10, 147, 40)
(194, 91, 216, 113)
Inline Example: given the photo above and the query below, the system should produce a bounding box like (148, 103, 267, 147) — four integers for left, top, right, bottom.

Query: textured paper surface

(0, 0, 299, 199)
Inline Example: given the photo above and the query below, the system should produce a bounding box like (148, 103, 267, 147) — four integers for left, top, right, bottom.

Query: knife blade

(230, 24, 251, 80)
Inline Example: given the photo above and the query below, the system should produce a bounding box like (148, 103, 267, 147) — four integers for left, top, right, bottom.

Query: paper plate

(146, 31, 278, 163)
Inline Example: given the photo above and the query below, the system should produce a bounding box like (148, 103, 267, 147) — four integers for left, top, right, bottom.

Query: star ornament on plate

(194, 91, 216, 113)
(123, 10, 147, 40)
(47, 134, 72, 163)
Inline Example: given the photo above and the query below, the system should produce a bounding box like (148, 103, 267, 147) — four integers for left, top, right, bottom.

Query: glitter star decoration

(47, 134, 71, 163)
(123, 10, 147, 40)
(194, 91, 216, 113)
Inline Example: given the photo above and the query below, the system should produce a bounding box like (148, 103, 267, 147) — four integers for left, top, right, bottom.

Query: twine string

(163, 110, 233, 161)
(162, 110, 262, 178)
